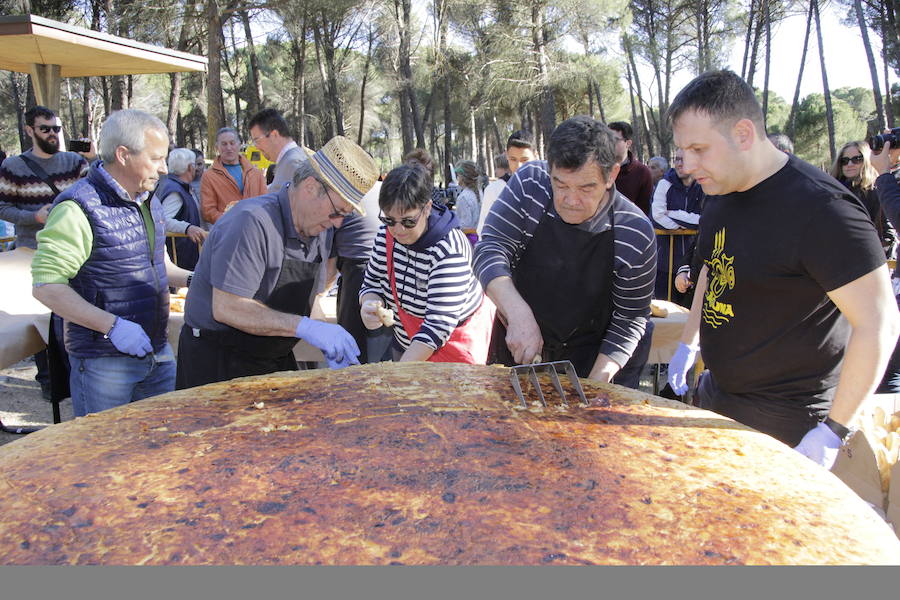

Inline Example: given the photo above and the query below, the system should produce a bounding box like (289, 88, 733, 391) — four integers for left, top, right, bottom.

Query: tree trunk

(167, 72, 183, 142)
(82, 77, 92, 139)
(206, 0, 225, 152)
(532, 5, 555, 147)
(11, 72, 27, 152)
(625, 56, 639, 154)
(854, 0, 885, 130)
(787, 1, 813, 140)
(593, 81, 606, 123)
(443, 74, 452, 186)
(357, 25, 375, 146)
(812, 0, 836, 162)
(625, 37, 654, 157)
(240, 9, 263, 117)
(741, 0, 756, 80)
(290, 32, 307, 146)
(65, 78, 78, 136)
(747, 8, 763, 88)
(882, 2, 895, 127)
(312, 23, 338, 139)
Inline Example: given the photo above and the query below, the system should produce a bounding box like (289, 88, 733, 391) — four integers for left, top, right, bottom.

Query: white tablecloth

(647, 300, 690, 365)
(0, 248, 51, 369)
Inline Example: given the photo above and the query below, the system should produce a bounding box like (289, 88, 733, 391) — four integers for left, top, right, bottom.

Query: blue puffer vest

(155, 173, 201, 269)
(54, 164, 169, 358)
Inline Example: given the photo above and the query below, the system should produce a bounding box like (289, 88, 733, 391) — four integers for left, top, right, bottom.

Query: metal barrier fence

(165, 231, 203, 266)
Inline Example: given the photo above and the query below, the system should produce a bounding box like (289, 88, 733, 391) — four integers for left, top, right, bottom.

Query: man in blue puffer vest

(31, 109, 193, 417)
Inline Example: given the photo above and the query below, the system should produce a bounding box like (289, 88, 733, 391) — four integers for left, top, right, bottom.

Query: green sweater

(32, 199, 156, 285)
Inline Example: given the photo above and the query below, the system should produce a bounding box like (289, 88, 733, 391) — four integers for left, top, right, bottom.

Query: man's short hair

(607, 121, 634, 140)
(648, 156, 669, 171)
(546, 116, 619, 179)
(248, 108, 291, 138)
(494, 154, 509, 169)
(216, 127, 240, 144)
(667, 69, 765, 134)
(192, 148, 204, 159)
(506, 130, 535, 151)
(98, 109, 168, 163)
(25, 106, 56, 127)
(167, 148, 196, 175)
(767, 133, 794, 154)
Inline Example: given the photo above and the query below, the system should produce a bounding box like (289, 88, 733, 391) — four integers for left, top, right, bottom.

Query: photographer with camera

(871, 128, 900, 393)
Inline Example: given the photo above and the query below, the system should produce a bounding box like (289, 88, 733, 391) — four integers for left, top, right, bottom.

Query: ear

(624, 139, 633, 152)
(114, 145, 130, 166)
(605, 163, 622, 189)
(731, 118, 757, 151)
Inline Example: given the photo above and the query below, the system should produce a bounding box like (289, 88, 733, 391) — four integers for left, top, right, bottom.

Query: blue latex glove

(295, 317, 360, 368)
(667, 342, 700, 395)
(794, 422, 842, 469)
(107, 317, 153, 357)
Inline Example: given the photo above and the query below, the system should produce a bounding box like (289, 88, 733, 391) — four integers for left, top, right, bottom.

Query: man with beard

(0, 106, 90, 250)
(0, 105, 90, 399)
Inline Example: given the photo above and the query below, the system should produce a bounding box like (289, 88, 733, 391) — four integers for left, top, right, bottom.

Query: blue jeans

(70, 343, 176, 417)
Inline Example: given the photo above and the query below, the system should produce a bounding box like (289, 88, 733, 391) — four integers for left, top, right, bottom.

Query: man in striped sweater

(474, 116, 657, 388)
(0, 106, 89, 250)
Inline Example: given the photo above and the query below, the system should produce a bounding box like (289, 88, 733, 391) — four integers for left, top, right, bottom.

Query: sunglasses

(322, 184, 353, 219)
(37, 125, 62, 134)
(839, 155, 864, 166)
(378, 204, 429, 229)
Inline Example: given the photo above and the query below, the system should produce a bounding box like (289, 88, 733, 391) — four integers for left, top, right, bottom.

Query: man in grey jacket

(248, 108, 307, 192)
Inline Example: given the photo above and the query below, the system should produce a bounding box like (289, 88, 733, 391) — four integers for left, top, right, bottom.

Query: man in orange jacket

(200, 127, 266, 224)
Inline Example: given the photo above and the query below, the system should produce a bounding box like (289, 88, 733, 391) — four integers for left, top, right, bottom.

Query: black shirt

(697, 155, 885, 406)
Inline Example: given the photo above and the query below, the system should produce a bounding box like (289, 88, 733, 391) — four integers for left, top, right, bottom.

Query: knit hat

(302, 136, 379, 215)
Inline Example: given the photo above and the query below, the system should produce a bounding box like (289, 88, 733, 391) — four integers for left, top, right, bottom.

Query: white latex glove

(361, 299, 385, 330)
(794, 422, 842, 470)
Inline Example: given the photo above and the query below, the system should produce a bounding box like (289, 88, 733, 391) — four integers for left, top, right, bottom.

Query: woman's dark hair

(546, 116, 618, 179)
(379, 163, 432, 214)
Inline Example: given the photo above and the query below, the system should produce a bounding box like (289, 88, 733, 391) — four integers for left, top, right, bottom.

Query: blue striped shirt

(360, 226, 484, 350)
(473, 160, 657, 366)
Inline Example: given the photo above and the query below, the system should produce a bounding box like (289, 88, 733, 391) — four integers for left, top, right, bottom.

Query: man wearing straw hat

(176, 136, 379, 389)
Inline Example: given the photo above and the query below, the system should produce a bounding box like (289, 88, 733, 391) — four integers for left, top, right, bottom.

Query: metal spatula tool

(510, 355, 587, 408)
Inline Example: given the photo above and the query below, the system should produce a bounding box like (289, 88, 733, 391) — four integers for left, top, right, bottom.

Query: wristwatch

(823, 416, 853, 443)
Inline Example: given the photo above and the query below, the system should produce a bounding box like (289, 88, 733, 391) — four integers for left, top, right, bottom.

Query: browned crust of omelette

(0, 362, 897, 565)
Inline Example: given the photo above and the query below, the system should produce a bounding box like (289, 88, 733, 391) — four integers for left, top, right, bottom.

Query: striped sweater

(360, 225, 484, 351)
(473, 160, 657, 367)
(0, 150, 88, 249)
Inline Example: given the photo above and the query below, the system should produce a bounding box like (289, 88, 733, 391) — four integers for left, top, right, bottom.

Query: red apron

(386, 230, 494, 364)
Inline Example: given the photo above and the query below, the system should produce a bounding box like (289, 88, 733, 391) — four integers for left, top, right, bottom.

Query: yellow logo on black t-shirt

(703, 227, 735, 327)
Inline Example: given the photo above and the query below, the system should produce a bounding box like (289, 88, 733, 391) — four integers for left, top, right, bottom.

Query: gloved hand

(794, 422, 842, 469)
(107, 317, 153, 357)
(667, 342, 699, 395)
(295, 317, 360, 368)
(360, 299, 385, 330)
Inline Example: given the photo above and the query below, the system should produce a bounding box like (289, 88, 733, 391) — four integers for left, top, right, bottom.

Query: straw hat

(302, 136, 379, 216)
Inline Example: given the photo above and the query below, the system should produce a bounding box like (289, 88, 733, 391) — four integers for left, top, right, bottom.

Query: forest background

(1, 0, 899, 184)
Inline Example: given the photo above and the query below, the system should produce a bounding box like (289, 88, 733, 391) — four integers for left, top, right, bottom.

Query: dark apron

(176, 253, 319, 389)
(489, 207, 615, 377)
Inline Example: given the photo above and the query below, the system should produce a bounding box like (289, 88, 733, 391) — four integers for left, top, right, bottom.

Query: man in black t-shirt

(665, 70, 900, 470)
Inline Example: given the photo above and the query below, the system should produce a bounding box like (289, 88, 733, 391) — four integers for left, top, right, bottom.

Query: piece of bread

(0, 363, 896, 565)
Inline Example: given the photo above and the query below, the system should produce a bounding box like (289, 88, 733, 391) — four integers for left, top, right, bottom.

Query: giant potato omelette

(0, 362, 897, 565)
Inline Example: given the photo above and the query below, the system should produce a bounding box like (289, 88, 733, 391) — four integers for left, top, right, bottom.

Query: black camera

(68, 139, 91, 153)
(868, 128, 900, 152)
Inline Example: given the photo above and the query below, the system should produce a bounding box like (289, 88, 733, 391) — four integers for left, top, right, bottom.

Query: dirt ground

(0, 357, 73, 447)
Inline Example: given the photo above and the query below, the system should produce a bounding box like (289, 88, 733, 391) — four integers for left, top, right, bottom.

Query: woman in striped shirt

(359, 164, 494, 363)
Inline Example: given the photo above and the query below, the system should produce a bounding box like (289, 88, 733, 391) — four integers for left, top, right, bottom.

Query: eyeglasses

(37, 125, 62, 134)
(250, 131, 270, 145)
(839, 155, 864, 166)
(378, 204, 429, 229)
(321, 183, 353, 219)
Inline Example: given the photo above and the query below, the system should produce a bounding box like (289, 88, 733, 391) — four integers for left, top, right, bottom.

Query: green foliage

(793, 93, 868, 168)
